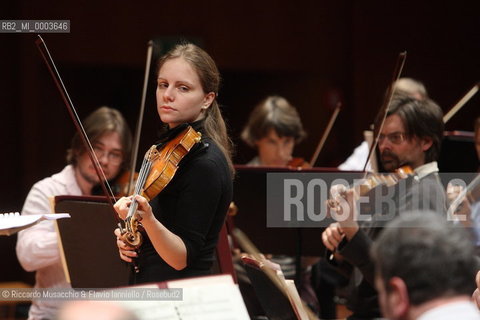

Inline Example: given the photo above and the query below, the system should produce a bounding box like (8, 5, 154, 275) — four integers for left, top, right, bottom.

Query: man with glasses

(16, 106, 132, 320)
(322, 94, 447, 319)
(339, 77, 429, 171)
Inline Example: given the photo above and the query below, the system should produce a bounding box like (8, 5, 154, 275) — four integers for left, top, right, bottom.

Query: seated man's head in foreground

(371, 212, 478, 320)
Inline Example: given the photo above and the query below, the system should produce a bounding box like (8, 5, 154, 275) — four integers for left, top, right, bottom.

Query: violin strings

(127, 148, 154, 218)
(135, 156, 149, 195)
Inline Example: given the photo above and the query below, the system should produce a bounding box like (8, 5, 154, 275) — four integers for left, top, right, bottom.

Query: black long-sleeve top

(327, 162, 446, 318)
(132, 121, 233, 284)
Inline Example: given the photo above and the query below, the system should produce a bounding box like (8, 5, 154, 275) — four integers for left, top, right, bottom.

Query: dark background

(1, 1, 479, 282)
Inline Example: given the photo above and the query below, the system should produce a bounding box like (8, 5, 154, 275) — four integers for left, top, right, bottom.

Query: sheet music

(118, 276, 249, 320)
(0, 212, 70, 235)
(167, 274, 233, 287)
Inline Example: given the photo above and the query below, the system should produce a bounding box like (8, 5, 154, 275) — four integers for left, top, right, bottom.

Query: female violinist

(239, 95, 322, 312)
(241, 95, 307, 168)
(114, 43, 234, 283)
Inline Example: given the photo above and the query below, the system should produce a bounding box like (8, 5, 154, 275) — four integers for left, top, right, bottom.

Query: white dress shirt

(338, 140, 372, 171)
(16, 165, 82, 320)
(417, 300, 480, 320)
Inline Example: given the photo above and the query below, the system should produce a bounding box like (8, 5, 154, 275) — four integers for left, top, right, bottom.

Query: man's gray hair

(371, 211, 478, 305)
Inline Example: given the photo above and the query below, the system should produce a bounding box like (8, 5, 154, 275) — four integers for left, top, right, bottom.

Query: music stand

(439, 131, 478, 172)
(241, 256, 301, 320)
(54, 195, 130, 288)
(232, 165, 362, 285)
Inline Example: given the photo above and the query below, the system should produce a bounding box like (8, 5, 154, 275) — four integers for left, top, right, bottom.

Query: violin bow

(362, 51, 407, 174)
(309, 102, 341, 167)
(442, 82, 480, 124)
(35, 35, 120, 221)
(127, 41, 153, 195)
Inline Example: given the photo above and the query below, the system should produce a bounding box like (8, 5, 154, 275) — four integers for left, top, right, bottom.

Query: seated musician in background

(16, 106, 132, 320)
(338, 77, 428, 171)
(241, 95, 307, 167)
(322, 93, 446, 319)
(239, 95, 324, 313)
(114, 43, 234, 284)
(372, 212, 480, 320)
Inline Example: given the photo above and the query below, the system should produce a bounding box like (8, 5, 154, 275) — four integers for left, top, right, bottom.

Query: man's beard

(78, 166, 101, 185)
(380, 150, 401, 172)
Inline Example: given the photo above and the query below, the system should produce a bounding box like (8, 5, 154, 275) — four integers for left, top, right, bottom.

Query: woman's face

(156, 57, 215, 128)
(255, 129, 295, 166)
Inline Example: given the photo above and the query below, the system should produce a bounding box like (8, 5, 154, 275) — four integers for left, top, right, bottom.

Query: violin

(326, 165, 414, 262)
(327, 165, 414, 213)
(109, 170, 139, 197)
(325, 52, 407, 260)
(90, 171, 138, 197)
(287, 157, 311, 169)
(119, 125, 202, 249)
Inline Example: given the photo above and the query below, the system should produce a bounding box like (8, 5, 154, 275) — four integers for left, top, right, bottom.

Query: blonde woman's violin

(119, 126, 202, 249)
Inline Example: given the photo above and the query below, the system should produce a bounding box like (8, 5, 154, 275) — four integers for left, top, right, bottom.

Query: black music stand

(232, 165, 360, 285)
(54, 195, 130, 288)
(241, 256, 298, 320)
(439, 131, 478, 172)
(232, 165, 358, 255)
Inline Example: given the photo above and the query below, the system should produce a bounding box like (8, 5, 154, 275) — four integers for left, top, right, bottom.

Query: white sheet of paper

(118, 275, 249, 320)
(0, 212, 70, 235)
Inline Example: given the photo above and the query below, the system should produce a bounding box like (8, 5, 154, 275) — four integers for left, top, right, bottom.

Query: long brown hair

(157, 43, 234, 174)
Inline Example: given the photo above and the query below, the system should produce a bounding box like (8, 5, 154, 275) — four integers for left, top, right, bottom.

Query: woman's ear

(202, 92, 216, 110)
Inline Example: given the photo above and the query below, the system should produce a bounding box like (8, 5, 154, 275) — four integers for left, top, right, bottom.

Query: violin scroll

(327, 184, 348, 213)
(119, 215, 143, 248)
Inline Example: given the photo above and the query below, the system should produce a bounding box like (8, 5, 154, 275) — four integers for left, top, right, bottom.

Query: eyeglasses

(93, 146, 123, 165)
(378, 132, 407, 145)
